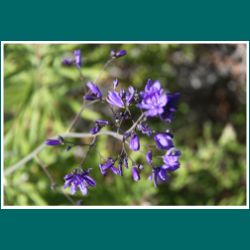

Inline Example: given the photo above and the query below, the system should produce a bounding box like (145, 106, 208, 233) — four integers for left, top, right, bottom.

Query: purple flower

(96, 119, 109, 126)
(90, 119, 109, 134)
(107, 90, 124, 108)
(160, 92, 180, 123)
(74, 50, 81, 68)
(118, 161, 123, 176)
(85, 81, 102, 101)
(132, 166, 140, 182)
(146, 150, 152, 165)
(138, 79, 168, 117)
(64, 169, 96, 196)
(45, 138, 63, 146)
(123, 157, 128, 168)
(113, 79, 119, 89)
(111, 49, 127, 58)
(154, 132, 174, 150)
(162, 148, 181, 171)
(62, 58, 74, 66)
(137, 123, 152, 136)
(129, 134, 140, 151)
(99, 158, 120, 175)
(149, 167, 169, 187)
(125, 86, 135, 105)
(107, 86, 135, 108)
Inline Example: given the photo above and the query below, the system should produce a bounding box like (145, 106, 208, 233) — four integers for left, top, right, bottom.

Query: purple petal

(107, 91, 124, 108)
(62, 58, 74, 66)
(123, 158, 128, 168)
(125, 86, 135, 105)
(111, 165, 120, 175)
(111, 49, 127, 58)
(90, 124, 101, 134)
(129, 134, 140, 151)
(45, 139, 61, 146)
(113, 79, 119, 89)
(116, 50, 127, 58)
(79, 183, 88, 196)
(148, 174, 153, 181)
(96, 120, 109, 126)
(162, 148, 181, 171)
(99, 159, 114, 175)
(64, 173, 73, 181)
(154, 133, 174, 150)
(74, 50, 81, 68)
(118, 162, 123, 176)
(153, 171, 158, 187)
(70, 184, 77, 195)
(132, 167, 140, 182)
(158, 169, 167, 181)
(64, 180, 71, 188)
(146, 150, 152, 164)
(151, 80, 161, 90)
(145, 79, 153, 92)
(137, 123, 152, 136)
(84, 175, 96, 187)
(85, 81, 102, 100)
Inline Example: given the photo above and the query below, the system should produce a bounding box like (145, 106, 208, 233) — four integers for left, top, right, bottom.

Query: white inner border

(1, 41, 249, 210)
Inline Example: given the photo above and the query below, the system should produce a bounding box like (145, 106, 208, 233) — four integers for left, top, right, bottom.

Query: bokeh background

(3, 43, 247, 206)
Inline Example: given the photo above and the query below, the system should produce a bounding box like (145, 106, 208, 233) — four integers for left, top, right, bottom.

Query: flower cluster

(46, 48, 181, 197)
(64, 169, 96, 195)
(62, 50, 82, 68)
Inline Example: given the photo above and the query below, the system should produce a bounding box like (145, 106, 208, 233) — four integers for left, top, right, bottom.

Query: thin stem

(66, 58, 114, 133)
(77, 68, 84, 82)
(66, 99, 98, 133)
(94, 58, 114, 84)
(67, 99, 86, 132)
(34, 156, 57, 189)
(126, 113, 145, 134)
(79, 136, 97, 166)
(34, 155, 75, 205)
(60, 187, 75, 205)
(5, 143, 47, 176)
(5, 131, 124, 176)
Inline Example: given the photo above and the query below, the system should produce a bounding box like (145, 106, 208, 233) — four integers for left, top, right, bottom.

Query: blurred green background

(3, 43, 247, 206)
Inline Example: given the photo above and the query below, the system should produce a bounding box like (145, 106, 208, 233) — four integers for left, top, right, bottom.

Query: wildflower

(146, 150, 152, 165)
(107, 90, 124, 108)
(137, 122, 152, 136)
(129, 134, 140, 151)
(107, 85, 135, 109)
(64, 169, 96, 196)
(132, 166, 140, 181)
(62, 58, 74, 66)
(113, 79, 119, 89)
(154, 132, 174, 150)
(149, 167, 169, 187)
(138, 79, 168, 117)
(74, 50, 81, 68)
(162, 148, 181, 171)
(111, 49, 127, 58)
(84, 81, 102, 100)
(118, 161, 123, 176)
(99, 158, 120, 175)
(45, 136, 64, 146)
(123, 157, 128, 168)
(125, 86, 135, 105)
(160, 92, 180, 123)
(90, 119, 109, 134)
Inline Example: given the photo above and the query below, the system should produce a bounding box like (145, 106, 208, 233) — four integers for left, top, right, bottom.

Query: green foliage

(4, 44, 246, 206)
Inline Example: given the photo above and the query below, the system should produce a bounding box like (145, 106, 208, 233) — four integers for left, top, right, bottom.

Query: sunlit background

(4, 43, 247, 206)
